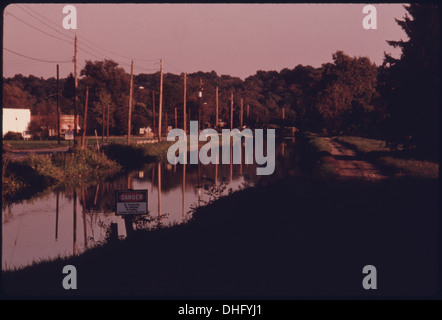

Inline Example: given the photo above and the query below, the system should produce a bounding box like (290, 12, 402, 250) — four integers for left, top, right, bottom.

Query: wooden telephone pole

(230, 92, 234, 130)
(215, 86, 219, 130)
(106, 102, 110, 143)
(127, 60, 134, 145)
(74, 35, 78, 146)
(152, 91, 156, 137)
(175, 107, 177, 129)
(158, 59, 163, 142)
(81, 87, 89, 150)
(240, 98, 244, 128)
(102, 101, 105, 142)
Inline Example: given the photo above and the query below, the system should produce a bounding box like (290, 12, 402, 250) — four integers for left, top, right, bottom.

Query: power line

(4, 48, 72, 63)
(21, 4, 160, 63)
(164, 61, 185, 74)
(16, 4, 74, 42)
(5, 11, 73, 45)
(6, 7, 160, 74)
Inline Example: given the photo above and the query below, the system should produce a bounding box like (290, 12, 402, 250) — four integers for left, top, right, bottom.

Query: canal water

(2, 139, 299, 270)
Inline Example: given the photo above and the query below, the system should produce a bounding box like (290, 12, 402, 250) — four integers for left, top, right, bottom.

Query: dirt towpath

(324, 137, 387, 180)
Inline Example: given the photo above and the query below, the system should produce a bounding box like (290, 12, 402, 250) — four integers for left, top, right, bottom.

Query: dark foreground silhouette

(2, 173, 438, 298)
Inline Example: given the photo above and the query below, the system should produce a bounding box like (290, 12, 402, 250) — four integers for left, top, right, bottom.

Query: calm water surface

(2, 139, 299, 270)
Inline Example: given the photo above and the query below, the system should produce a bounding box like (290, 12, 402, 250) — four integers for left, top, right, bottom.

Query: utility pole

(247, 104, 250, 120)
(230, 92, 233, 130)
(106, 102, 110, 143)
(240, 98, 243, 128)
(183, 73, 187, 132)
(174, 107, 177, 129)
(74, 35, 78, 146)
(152, 91, 156, 137)
(127, 60, 134, 145)
(158, 59, 163, 142)
(56, 64, 60, 144)
(102, 101, 105, 142)
(198, 78, 203, 131)
(81, 87, 89, 150)
(215, 86, 219, 130)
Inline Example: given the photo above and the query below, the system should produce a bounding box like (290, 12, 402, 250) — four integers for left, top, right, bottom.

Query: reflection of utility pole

(73, 189, 77, 255)
(182, 163, 186, 219)
(230, 144, 233, 182)
(158, 162, 162, 222)
(183, 73, 187, 133)
(151, 166, 155, 194)
(198, 162, 201, 206)
(82, 188, 88, 249)
(55, 190, 59, 240)
(215, 153, 218, 185)
(56, 64, 60, 144)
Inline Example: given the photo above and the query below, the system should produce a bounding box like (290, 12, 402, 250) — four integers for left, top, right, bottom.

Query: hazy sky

(3, 3, 408, 79)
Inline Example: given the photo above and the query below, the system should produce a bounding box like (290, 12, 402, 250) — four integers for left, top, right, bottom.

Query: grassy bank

(2, 141, 172, 207)
(3, 136, 156, 150)
(3, 140, 70, 150)
(335, 136, 439, 179)
(2, 149, 120, 207)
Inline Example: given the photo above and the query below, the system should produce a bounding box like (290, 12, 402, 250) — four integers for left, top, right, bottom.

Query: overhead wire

(4, 48, 72, 64)
(5, 5, 163, 73)
(22, 4, 160, 63)
(4, 11, 73, 45)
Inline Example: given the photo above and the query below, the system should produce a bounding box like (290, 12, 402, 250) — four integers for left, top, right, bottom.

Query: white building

(2, 108, 31, 137)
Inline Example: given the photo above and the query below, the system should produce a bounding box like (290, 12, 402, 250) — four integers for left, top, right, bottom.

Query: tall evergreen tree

(383, 4, 439, 159)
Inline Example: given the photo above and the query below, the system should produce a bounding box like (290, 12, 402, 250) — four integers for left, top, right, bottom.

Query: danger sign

(116, 190, 148, 215)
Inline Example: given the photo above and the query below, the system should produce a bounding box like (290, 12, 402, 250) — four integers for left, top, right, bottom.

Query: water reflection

(2, 139, 299, 270)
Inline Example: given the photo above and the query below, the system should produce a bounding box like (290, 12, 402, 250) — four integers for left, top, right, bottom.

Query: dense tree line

(3, 4, 438, 159)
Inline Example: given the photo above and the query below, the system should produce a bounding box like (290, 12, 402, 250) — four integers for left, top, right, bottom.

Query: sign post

(65, 129, 74, 150)
(116, 189, 148, 237)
